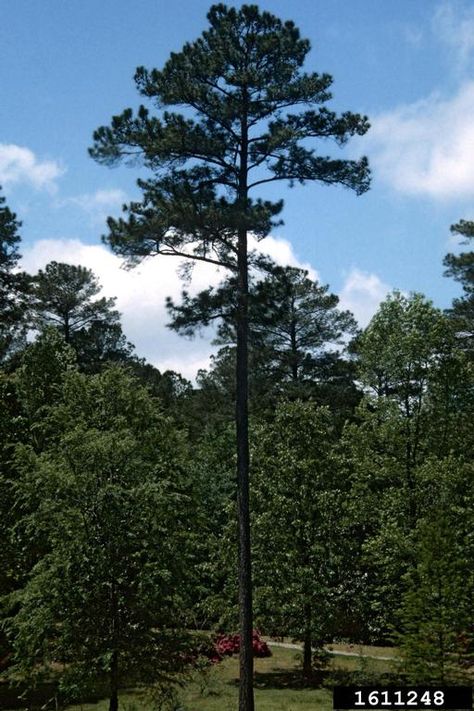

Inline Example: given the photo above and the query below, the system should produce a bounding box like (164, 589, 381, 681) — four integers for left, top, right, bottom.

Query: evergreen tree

(127, 361, 192, 416)
(0, 188, 30, 364)
(168, 256, 359, 413)
(32, 261, 134, 370)
(90, 6, 370, 706)
(444, 219, 474, 355)
(32, 261, 119, 343)
(72, 320, 135, 373)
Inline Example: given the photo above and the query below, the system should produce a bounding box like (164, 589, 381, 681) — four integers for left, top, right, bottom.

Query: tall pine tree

(90, 6, 370, 707)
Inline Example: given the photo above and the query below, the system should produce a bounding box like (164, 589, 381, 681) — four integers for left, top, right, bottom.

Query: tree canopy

(0, 188, 30, 364)
(444, 219, 474, 354)
(32, 261, 135, 371)
(90, 4, 370, 270)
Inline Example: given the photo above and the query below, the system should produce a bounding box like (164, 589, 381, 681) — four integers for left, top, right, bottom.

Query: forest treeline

(1, 184, 473, 704)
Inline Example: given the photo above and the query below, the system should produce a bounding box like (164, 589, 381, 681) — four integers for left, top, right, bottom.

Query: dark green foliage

(251, 401, 347, 677)
(32, 261, 135, 371)
(90, 4, 369, 271)
(169, 257, 360, 421)
(0, 371, 25, 611)
(71, 320, 135, 373)
(397, 458, 474, 683)
(186, 423, 237, 628)
(444, 219, 474, 354)
(127, 360, 193, 423)
(4, 367, 195, 708)
(0, 188, 30, 364)
(15, 328, 77, 429)
(33, 261, 119, 341)
(168, 257, 357, 377)
(0, 331, 78, 667)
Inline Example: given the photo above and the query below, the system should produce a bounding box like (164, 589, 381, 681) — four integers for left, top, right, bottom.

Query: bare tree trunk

(109, 579, 119, 711)
(109, 650, 119, 711)
(303, 604, 312, 680)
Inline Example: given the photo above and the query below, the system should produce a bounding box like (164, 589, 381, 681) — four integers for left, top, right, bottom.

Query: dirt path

(267, 640, 398, 661)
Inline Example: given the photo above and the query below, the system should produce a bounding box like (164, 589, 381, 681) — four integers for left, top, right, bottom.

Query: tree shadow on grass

(225, 669, 325, 691)
(0, 680, 105, 710)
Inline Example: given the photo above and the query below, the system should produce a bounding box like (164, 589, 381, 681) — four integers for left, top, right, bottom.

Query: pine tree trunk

(109, 650, 119, 711)
(303, 605, 312, 680)
(290, 302, 298, 382)
(64, 315, 70, 344)
(236, 225, 254, 711)
(236, 91, 254, 711)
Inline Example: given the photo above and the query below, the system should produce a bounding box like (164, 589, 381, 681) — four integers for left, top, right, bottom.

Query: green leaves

(4, 367, 196, 699)
(251, 402, 345, 647)
(396, 460, 474, 683)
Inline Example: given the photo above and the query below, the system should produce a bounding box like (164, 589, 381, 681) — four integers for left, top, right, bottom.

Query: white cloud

(60, 188, 128, 225)
(0, 144, 64, 192)
(251, 234, 319, 280)
(366, 82, 474, 199)
(433, 1, 474, 71)
(339, 268, 391, 327)
(21, 234, 313, 380)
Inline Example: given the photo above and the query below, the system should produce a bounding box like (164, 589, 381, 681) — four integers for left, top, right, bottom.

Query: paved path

(267, 641, 397, 662)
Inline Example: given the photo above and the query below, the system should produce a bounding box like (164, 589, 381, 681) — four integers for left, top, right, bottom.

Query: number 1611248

(355, 690, 444, 706)
(333, 687, 472, 710)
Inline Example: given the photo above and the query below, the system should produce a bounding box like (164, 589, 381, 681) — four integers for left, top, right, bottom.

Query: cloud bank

(339, 268, 391, 327)
(59, 188, 129, 225)
(0, 144, 64, 192)
(367, 82, 474, 200)
(21, 234, 320, 380)
(432, 0, 474, 71)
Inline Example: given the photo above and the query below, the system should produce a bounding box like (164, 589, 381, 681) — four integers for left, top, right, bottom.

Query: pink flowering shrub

(214, 630, 272, 659)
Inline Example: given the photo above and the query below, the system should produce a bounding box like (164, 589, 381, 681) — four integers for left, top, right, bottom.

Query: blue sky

(2, 0, 474, 377)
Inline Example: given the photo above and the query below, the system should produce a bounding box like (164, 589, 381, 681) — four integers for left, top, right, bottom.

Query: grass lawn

(2, 646, 394, 711)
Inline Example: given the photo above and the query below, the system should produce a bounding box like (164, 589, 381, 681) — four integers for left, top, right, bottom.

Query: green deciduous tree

(342, 292, 472, 640)
(252, 401, 345, 678)
(90, 6, 370, 706)
(1, 330, 77, 588)
(5, 367, 195, 711)
(396, 458, 474, 683)
(355, 291, 456, 493)
(15, 328, 77, 436)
